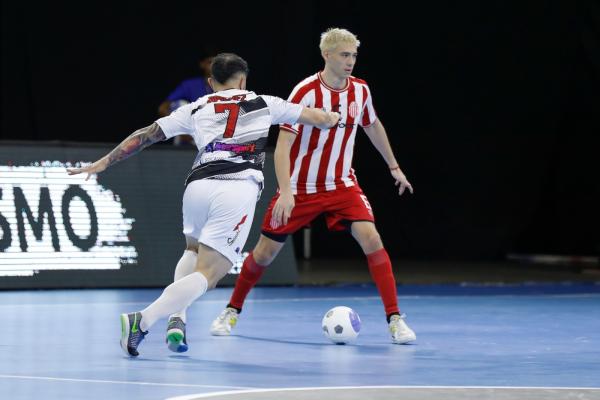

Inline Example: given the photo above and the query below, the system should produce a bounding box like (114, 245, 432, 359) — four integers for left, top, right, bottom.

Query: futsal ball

(321, 306, 361, 344)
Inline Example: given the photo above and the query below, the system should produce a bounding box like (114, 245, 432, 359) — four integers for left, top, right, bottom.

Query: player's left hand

(67, 157, 109, 181)
(391, 168, 413, 196)
(270, 191, 295, 229)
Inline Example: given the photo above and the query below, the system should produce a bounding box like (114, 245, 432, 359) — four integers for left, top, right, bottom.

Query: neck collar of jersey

(318, 71, 349, 92)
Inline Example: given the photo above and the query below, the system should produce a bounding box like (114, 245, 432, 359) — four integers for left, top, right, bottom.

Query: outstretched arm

(363, 119, 413, 195)
(297, 107, 340, 130)
(67, 122, 166, 180)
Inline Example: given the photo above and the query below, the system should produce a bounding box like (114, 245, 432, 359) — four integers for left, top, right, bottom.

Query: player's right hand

(327, 111, 341, 128)
(270, 191, 295, 229)
(67, 157, 109, 181)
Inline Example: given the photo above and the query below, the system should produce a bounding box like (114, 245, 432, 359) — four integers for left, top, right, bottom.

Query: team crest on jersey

(348, 101, 360, 118)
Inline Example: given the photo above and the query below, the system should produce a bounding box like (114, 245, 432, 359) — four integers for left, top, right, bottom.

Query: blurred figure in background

(158, 49, 215, 145)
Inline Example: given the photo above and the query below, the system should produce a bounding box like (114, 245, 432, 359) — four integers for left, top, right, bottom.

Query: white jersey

(156, 89, 303, 185)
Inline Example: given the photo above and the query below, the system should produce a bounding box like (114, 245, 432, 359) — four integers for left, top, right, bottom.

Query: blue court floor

(0, 284, 599, 399)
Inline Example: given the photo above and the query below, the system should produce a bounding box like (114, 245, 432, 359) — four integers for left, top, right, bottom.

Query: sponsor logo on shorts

(227, 214, 248, 246)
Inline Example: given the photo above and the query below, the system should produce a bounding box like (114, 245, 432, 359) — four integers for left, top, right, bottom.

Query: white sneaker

(389, 314, 416, 344)
(210, 307, 239, 336)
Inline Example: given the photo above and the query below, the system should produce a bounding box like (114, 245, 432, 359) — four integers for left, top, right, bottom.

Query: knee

(252, 247, 277, 266)
(360, 231, 383, 253)
(200, 269, 225, 290)
(252, 237, 281, 266)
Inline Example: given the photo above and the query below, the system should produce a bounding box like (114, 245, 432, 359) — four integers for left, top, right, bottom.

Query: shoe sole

(392, 334, 417, 344)
(120, 314, 133, 356)
(167, 328, 184, 343)
(210, 327, 232, 336)
(166, 329, 188, 352)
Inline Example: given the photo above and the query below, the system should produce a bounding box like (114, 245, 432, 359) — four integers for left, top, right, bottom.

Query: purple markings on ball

(349, 310, 361, 333)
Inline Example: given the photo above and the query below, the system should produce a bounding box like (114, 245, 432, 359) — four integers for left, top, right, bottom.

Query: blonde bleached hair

(319, 28, 360, 53)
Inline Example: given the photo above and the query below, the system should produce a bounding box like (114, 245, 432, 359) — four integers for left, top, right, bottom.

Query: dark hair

(211, 53, 249, 84)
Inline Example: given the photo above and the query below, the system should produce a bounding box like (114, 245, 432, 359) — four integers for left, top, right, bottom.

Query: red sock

(367, 248, 400, 318)
(228, 252, 266, 311)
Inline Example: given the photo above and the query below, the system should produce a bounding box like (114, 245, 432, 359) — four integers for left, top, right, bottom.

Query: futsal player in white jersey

(68, 53, 339, 356)
(211, 29, 417, 344)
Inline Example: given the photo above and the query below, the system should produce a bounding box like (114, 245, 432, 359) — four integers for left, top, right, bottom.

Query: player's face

(325, 43, 358, 79)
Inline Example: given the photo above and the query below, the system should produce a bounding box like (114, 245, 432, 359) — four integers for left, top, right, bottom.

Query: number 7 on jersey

(214, 103, 240, 138)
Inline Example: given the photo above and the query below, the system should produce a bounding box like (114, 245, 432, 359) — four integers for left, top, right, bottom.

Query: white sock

(140, 272, 208, 332)
(170, 250, 197, 323)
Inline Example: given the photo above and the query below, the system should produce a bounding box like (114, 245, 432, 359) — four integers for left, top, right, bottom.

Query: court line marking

(0, 292, 599, 308)
(166, 385, 600, 400)
(0, 374, 254, 390)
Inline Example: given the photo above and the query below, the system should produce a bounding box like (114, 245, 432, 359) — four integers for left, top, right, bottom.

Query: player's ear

(238, 76, 246, 90)
(207, 77, 215, 91)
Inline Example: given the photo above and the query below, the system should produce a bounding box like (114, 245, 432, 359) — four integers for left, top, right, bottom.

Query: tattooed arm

(67, 122, 166, 180)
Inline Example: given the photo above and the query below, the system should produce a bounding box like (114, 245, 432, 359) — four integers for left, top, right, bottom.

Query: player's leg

(165, 238, 199, 353)
(229, 234, 285, 309)
(120, 179, 257, 356)
(210, 234, 285, 335)
(350, 220, 397, 317)
(350, 221, 416, 344)
(120, 249, 213, 357)
(170, 246, 199, 322)
(141, 242, 231, 332)
(123, 241, 232, 355)
(210, 191, 319, 335)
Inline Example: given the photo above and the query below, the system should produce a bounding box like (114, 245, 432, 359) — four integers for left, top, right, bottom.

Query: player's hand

(327, 112, 341, 128)
(391, 167, 413, 196)
(270, 191, 295, 229)
(67, 157, 109, 181)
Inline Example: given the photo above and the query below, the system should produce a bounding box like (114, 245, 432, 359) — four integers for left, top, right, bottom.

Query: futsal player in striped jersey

(210, 28, 417, 344)
(68, 53, 340, 356)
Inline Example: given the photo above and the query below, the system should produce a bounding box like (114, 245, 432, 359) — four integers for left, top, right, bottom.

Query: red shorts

(261, 185, 375, 241)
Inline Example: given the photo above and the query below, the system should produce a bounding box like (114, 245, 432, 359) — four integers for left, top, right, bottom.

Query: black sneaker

(120, 312, 147, 357)
(166, 316, 188, 353)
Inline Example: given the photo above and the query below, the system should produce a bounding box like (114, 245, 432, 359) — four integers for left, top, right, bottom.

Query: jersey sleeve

(359, 84, 378, 128)
(155, 102, 195, 139)
(262, 95, 304, 126)
(280, 86, 313, 134)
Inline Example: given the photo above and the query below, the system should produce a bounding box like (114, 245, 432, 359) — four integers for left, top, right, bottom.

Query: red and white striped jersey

(281, 72, 377, 194)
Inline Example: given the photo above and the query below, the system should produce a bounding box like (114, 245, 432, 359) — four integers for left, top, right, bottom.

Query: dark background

(2, 0, 599, 261)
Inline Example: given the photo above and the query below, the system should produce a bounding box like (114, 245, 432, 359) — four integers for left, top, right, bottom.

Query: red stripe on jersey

(361, 85, 372, 127)
(314, 91, 340, 191)
(350, 76, 367, 85)
(334, 83, 357, 189)
(295, 84, 323, 194)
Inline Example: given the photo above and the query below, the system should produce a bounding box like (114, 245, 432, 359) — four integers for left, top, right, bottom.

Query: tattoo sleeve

(105, 123, 167, 167)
